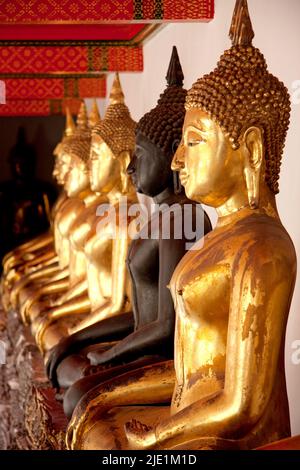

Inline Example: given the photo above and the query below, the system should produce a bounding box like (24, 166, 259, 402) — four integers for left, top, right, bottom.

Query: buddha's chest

(58, 200, 84, 236)
(171, 232, 233, 326)
(126, 236, 159, 282)
(71, 206, 98, 250)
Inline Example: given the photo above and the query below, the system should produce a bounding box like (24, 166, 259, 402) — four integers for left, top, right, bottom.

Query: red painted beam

(2, 77, 106, 99)
(0, 45, 143, 73)
(0, 24, 146, 41)
(0, 99, 83, 116)
(0, 1, 214, 23)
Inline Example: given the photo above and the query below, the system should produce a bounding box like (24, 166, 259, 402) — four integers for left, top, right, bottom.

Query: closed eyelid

(185, 125, 206, 135)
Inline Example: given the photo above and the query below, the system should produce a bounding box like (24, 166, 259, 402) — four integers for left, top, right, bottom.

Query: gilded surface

(67, 0, 296, 450)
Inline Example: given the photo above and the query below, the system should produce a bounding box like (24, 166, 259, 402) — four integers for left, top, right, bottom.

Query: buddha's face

(60, 152, 72, 185)
(127, 132, 172, 197)
(89, 134, 120, 193)
(65, 156, 89, 197)
(52, 158, 61, 184)
(172, 109, 244, 206)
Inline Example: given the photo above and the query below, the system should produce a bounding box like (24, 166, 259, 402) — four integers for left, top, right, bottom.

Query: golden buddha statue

(31, 74, 138, 355)
(9, 103, 93, 317)
(18, 102, 102, 329)
(1, 108, 76, 310)
(0, 127, 58, 271)
(66, 0, 296, 451)
(20, 101, 103, 324)
(3, 107, 75, 274)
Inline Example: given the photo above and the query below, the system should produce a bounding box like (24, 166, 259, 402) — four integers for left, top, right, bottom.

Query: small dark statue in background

(0, 127, 57, 267)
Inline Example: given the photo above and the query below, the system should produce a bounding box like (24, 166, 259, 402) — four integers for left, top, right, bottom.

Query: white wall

(103, 0, 300, 435)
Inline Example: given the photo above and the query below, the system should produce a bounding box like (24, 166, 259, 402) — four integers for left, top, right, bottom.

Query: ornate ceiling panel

(0, 0, 214, 115)
(0, 24, 147, 41)
(0, 45, 143, 73)
(1, 76, 106, 100)
(0, 98, 83, 116)
(0, 1, 214, 23)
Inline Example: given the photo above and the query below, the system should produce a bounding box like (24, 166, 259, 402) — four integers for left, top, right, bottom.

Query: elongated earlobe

(243, 127, 264, 209)
(120, 151, 131, 194)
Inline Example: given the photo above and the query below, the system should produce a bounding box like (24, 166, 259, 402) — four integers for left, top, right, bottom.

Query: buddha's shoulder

(230, 214, 296, 268)
(234, 213, 291, 241)
(200, 213, 295, 264)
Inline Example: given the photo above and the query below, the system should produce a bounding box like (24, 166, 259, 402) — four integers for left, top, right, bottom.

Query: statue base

(0, 306, 67, 449)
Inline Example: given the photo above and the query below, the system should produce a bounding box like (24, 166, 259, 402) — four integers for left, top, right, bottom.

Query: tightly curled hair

(61, 130, 91, 164)
(186, 45, 291, 194)
(137, 85, 187, 157)
(92, 103, 136, 157)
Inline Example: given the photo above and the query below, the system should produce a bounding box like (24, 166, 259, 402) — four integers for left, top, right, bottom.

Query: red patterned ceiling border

(0, 24, 147, 41)
(0, 45, 143, 73)
(0, 1, 214, 23)
(2, 77, 106, 100)
(0, 73, 105, 79)
(0, 99, 82, 116)
(0, 80, 5, 104)
(0, 25, 162, 47)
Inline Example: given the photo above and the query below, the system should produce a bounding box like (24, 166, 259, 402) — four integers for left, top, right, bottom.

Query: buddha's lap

(79, 405, 169, 450)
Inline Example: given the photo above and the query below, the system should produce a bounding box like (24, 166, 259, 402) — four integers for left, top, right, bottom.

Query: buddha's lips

(179, 172, 189, 185)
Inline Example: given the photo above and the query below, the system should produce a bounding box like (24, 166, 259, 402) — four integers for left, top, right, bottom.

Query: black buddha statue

(0, 127, 57, 268)
(46, 47, 211, 418)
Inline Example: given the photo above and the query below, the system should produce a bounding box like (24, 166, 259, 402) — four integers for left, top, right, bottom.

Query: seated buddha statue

(19, 104, 102, 330)
(30, 74, 138, 355)
(1, 109, 76, 309)
(0, 126, 58, 269)
(9, 103, 93, 316)
(66, 0, 297, 451)
(45, 47, 211, 418)
(2, 107, 76, 277)
(18, 101, 103, 324)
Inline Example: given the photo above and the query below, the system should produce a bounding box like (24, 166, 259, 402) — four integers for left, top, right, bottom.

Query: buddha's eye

(186, 130, 205, 147)
(187, 139, 202, 147)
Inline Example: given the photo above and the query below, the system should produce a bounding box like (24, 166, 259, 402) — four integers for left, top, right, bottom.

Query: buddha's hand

(125, 419, 158, 450)
(46, 337, 74, 387)
(87, 348, 113, 366)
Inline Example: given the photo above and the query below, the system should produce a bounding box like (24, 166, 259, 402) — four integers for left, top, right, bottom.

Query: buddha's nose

(126, 155, 136, 175)
(171, 141, 185, 171)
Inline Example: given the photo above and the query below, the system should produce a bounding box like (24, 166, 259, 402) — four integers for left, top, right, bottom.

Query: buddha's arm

(46, 312, 135, 387)
(51, 191, 68, 219)
(126, 249, 296, 449)
(21, 247, 57, 269)
(56, 278, 88, 304)
(3, 231, 53, 268)
(88, 236, 186, 366)
(3, 243, 55, 277)
(9, 261, 62, 304)
(70, 226, 129, 333)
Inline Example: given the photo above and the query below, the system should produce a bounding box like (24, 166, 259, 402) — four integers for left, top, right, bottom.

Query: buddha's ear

(243, 126, 264, 209)
(119, 151, 131, 194)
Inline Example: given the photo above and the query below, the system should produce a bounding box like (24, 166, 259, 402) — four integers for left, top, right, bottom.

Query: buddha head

(127, 46, 186, 198)
(53, 107, 76, 186)
(172, 0, 290, 209)
(64, 102, 99, 197)
(89, 73, 136, 194)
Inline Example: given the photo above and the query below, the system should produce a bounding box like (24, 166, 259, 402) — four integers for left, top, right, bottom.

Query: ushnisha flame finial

(109, 72, 125, 106)
(65, 107, 76, 137)
(136, 46, 186, 157)
(76, 101, 88, 129)
(229, 0, 255, 46)
(89, 99, 101, 128)
(166, 46, 184, 87)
